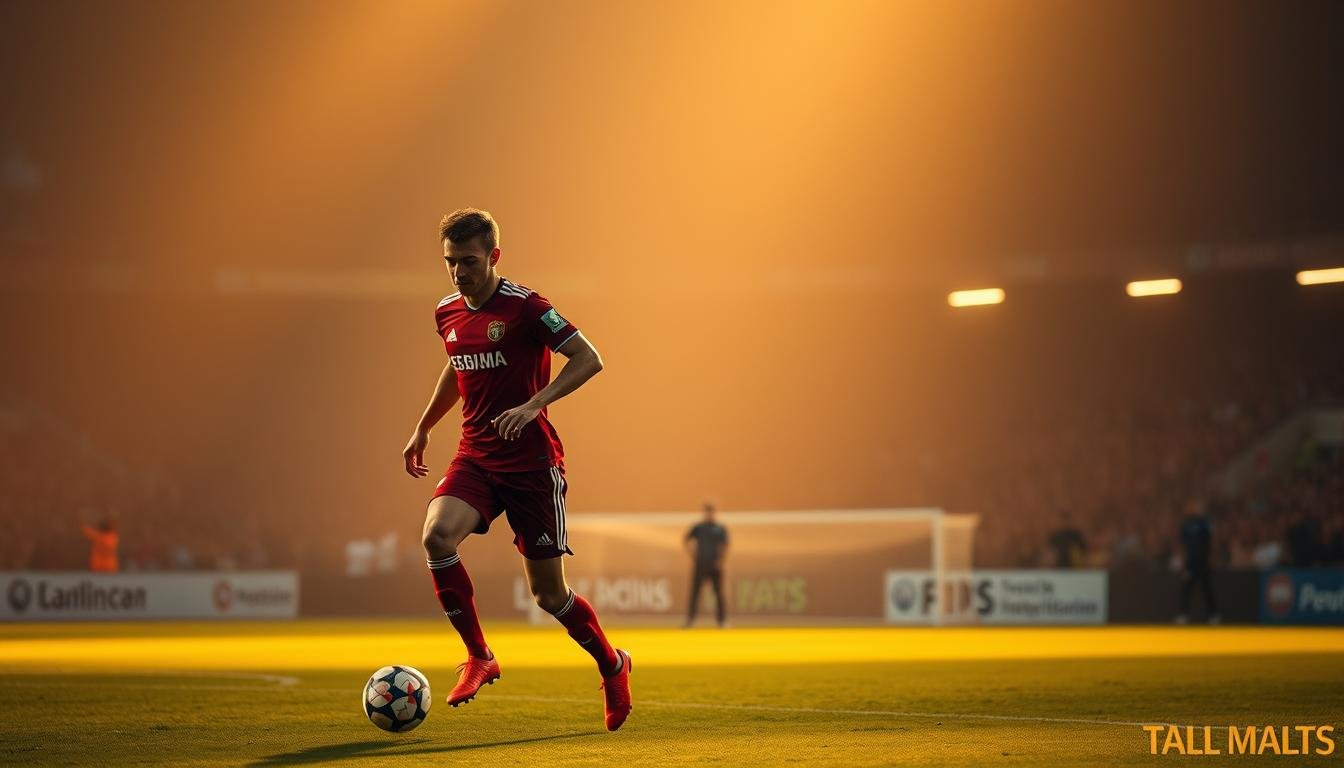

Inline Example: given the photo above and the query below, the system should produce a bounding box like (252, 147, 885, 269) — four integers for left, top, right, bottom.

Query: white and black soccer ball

(363, 665, 431, 732)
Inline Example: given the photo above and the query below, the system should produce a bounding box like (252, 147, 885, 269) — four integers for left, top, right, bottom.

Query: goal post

(499, 508, 979, 625)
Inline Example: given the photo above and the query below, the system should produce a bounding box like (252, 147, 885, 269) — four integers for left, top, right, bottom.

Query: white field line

(0, 669, 299, 687)
(152, 671, 300, 686)
(488, 694, 1223, 731)
(0, 673, 1225, 731)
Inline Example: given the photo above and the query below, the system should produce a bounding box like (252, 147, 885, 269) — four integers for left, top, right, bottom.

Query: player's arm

(492, 332, 603, 441)
(403, 361, 459, 478)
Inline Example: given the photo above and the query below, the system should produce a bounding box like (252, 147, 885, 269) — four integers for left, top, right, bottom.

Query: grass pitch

(2, 621, 1342, 767)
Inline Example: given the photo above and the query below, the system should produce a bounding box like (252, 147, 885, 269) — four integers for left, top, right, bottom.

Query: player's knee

(421, 526, 458, 559)
(532, 586, 569, 615)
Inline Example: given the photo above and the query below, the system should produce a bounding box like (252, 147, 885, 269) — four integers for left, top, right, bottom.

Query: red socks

(552, 590, 619, 675)
(428, 554, 490, 658)
(431, 558, 612, 675)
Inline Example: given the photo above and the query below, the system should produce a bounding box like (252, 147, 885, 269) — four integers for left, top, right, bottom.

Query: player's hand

(491, 403, 541, 441)
(403, 430, 430, 478)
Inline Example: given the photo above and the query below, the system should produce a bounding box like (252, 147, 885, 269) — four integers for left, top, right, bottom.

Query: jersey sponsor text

(450, 351, 508, 371)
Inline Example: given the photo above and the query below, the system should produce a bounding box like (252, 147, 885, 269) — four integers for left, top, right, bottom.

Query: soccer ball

(363, 665, 431, 732)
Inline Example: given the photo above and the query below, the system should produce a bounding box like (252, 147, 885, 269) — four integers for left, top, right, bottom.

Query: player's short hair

(439, 208, 499, 253)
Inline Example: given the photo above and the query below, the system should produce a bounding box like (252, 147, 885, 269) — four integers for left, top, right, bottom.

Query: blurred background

(1, 0, 1341, 621)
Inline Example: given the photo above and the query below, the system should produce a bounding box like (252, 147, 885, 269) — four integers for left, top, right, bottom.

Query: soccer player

(684, 501, 729, 628)
(402, 208, 632, 731)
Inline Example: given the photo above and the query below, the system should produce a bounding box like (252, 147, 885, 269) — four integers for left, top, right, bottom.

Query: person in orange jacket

(81, 516, 119, 572)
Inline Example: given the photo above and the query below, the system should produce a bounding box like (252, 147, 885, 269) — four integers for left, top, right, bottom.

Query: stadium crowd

(2, 276, 1340, 578)
(8, 380, 1335, 576)
(0, 403, 280, 571)
(954, 362, 1344, 571)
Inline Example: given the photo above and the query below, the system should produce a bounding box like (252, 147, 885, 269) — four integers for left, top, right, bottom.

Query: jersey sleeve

(433, 303, 447, 339)
(524, 292, 580, 351)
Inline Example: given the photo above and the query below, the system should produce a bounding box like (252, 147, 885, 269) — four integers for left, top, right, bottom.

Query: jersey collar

(464, 277, 504, 312)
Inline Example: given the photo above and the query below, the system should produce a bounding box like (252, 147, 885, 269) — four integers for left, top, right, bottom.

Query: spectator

(80, 515, 119, 573)
(1286, 510, 1321, 566)
(1047, 511, 1087, 569)
(1252, 528, 1284, 571)
(1176, 500, 1219, 624)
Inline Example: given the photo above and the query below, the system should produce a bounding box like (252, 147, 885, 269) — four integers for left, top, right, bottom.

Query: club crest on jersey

(487, 320, 506, 342)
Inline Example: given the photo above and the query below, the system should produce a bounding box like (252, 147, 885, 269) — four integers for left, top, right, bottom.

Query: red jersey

(434, 277, 579, 472)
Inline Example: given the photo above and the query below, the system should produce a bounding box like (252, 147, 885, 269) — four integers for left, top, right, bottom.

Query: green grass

(2, 623, 1342, 767)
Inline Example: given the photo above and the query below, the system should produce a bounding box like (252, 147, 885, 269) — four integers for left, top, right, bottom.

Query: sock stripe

(552, 590, 577, 618)
(427, 554, 461, 569)
(550, 591, 618, 674)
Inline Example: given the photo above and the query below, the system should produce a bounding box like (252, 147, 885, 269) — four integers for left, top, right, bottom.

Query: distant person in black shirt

(1286, 510, 1321, 567)
(1324, 516, 1344, 566)
(1177, 500, 1220, 624)
(1047, 511, 1087, 568)
(684, 501, 729, 628)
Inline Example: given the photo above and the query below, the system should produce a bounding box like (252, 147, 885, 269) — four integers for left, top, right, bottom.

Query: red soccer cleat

(600, 649, 632, 731)
(447, 655, 500, 707)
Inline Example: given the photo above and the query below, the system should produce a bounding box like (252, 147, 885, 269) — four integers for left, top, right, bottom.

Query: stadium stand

(0, 403, 281, 571)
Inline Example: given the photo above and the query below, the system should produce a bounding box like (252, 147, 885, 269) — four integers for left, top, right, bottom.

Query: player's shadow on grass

(250, 732, 598, 766)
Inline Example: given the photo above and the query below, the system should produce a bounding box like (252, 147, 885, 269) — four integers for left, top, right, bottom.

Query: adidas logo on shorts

(536, 533, 554, 546)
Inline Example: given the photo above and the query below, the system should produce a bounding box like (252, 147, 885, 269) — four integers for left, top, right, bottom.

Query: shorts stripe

(550, 467, 567, 551)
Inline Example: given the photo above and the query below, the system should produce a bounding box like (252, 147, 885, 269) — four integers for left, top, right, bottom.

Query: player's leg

(1199, 568, 1220, 623)
(685, 567, 705, 627)
(422, 494, 492, 658)
(502, 466, 632, 731)
(424, 460, 503, 706)
(524, 556, 633, 731)
(709, 566, 726, 627)
(1176, 570, 1194, 623)
(523, 556, 620, 673)
(504, 469, 617, 671)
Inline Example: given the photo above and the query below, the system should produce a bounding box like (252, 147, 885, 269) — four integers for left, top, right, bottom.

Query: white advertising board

(885, 570, 1107, 625)
(0, 571, 299, 620)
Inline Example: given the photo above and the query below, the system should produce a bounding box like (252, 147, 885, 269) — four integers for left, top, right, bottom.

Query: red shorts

(433, 456, 572, 560)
